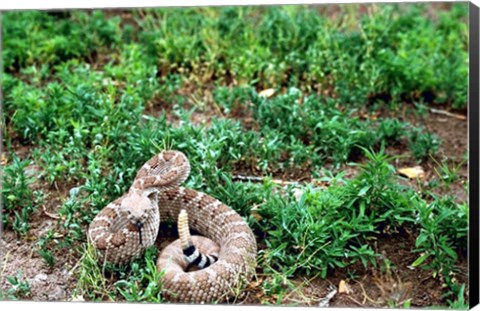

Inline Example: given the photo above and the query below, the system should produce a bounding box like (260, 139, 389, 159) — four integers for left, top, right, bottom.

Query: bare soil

(239, 232, 464, 308)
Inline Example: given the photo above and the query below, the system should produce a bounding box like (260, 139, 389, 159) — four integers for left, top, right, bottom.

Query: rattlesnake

(88, 150, 257, 303)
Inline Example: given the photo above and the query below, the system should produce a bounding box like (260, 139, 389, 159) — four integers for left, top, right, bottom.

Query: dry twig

(429, 108, 466, 120)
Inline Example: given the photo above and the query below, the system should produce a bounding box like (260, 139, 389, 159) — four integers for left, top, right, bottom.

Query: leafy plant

(408, 128, 441, 161)
(432, 157, 467, 191)
(114, 247, 165, 303)
(1, 155, 43, 235)
(3, 271, 32, 300)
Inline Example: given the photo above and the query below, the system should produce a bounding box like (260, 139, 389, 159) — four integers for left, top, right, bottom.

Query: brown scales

(96, 237, 109, 250)
(199, 195, 216, 207)
(111, 231, 126, 247)
(126, 222, 138, 232)
(90, 219, 110, 230)
(182, 189, 198, 203)
(96, 206, 117, 220)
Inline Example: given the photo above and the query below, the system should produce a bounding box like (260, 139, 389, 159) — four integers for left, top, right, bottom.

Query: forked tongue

(137, 222, 143, 245)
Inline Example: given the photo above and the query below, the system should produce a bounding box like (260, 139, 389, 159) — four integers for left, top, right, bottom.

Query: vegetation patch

(1, 3, 469, 308)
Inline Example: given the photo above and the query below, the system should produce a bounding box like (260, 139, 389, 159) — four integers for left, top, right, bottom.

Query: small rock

(34, 273, 48, 283)
(71, 295, 85, 302)
(48, 286, 66, 300)
(25, 164, 41, 177)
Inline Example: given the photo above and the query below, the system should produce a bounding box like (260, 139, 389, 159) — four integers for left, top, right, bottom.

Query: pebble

(25, 164, 40, 177)
(34, 273, 48, 283)
(71, 295, 85, 302)
(48, 286, 66, 300)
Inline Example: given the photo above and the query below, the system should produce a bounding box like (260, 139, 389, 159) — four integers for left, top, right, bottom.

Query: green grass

(1, 4, 469, 308)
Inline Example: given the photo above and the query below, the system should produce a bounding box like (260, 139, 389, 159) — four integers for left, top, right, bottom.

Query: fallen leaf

(1, 154, 7, 165)
(247, 278, 264, 289)
(312, 180, 329, 189)
(360, 112, 380, 120)
(339, 279, 351, 294)
(24, 235, 38, 241)
(259, 88, 275, 98)
(251, 205, 263, 221)
(398, 166, 425, 179)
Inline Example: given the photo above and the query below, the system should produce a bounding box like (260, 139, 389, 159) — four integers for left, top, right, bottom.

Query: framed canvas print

(0, 0, 479, 309)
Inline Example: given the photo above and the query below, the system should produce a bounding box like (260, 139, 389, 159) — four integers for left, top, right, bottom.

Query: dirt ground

(240, 230, 467, 308)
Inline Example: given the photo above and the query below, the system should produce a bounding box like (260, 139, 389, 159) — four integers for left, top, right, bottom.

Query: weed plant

(0, 271, 32, 300)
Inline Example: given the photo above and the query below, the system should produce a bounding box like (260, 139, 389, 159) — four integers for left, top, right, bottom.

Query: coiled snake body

(88, 151, 257, 303)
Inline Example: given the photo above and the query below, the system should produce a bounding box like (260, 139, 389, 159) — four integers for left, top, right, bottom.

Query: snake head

(121, 190, 158, 245)
(121, 191, 157, 226)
